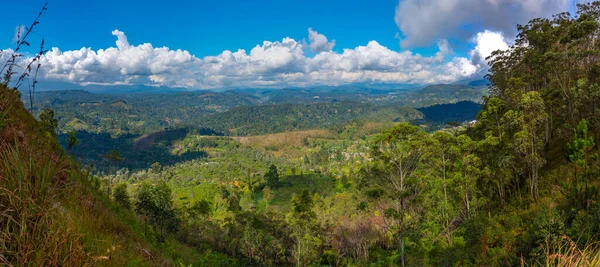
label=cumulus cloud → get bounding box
[195,35,481,87]
[5,28,511,89]
[39,29,201,88]
[469,30,511,69]
[199,37,306,87]
[308,28,336,53]
[395,0,572,48]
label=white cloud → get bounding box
[395,0,572,48]
[6,28,509,89]
[112,30,130,50]
[469,30,511,69]
[437,40,452,55]
[39,29,200,88]
[308,28,336,53]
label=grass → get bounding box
[541,236,600,267]
[0,137,89,265]
[0,85,203,266]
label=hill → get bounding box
[26,85,489,136]
[0,86,222,265]
[195,101,422,136]
[25,90,260,135]
[416,100,482,128]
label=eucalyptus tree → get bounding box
[511,92,548,201]
[362,123,427,267]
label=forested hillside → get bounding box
[198,102,422,136]
[25,83,484,136]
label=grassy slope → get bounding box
[0,86,201,266]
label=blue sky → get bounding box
[2,0,420,56]
[0,0,576,89]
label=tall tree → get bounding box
[454,134,482,218]
[363,123,426,267]
[288,189,321,267]
[265,164,280,188]
[423,131,459,244]
[135,181,155,236]
[565,119,597,208]
[152,180,178,237]
[512,91,548,201]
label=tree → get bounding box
[106,149,123,162]
[512,91,548,201]
[152,180,178,236]
[565,119,597,208]
[135,181,155,236]
[151,162,162,174]
[262,186,274,210]
[113,182,131,209]
[104,149,123,196]
[454,134,481,218]
[134,181,178,239]
[289,190,321,266]
[187,200,213,219]
[66,130,79,150]
[423,131,459,244]
[38,108,57,135]
[478,97,509,139]
[265,164,280,188]
[363,123,427,267]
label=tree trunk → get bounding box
[401,236,405,267]
[442,156,451,244]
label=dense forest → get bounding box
[24,84,484,135]
[3,2,600,267]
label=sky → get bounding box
[0,0,579,90]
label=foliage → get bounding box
[264,164,280,188]
[113,182,131,209]
[66,130,78,150]
[134,180,179,238]
[38,108,57,135]
[8,3,600,266]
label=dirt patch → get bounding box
[132,131,166,150]
[235,129,332,149]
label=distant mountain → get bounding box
[389,84,488,107]
[24,80,190,94]
[30,80,423,94]
[467,79,491,87]
[452,77,490,87]
[419,84,471,94]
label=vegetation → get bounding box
[4,2,600,267]
[0,85,204,265]
[24,84,485,136]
